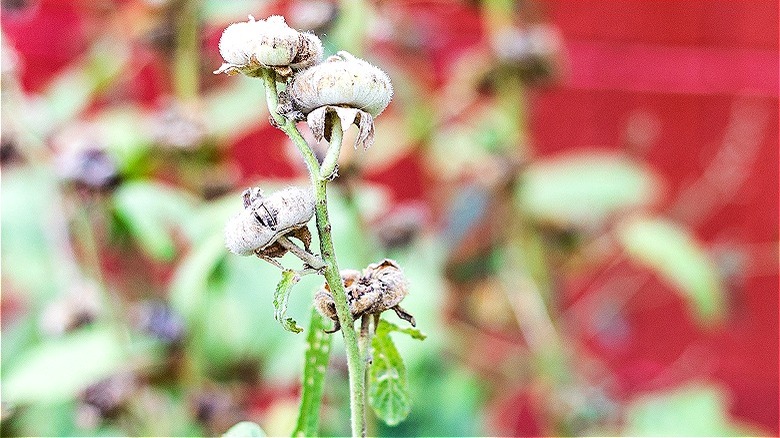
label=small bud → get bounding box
[314,259,415,332]
[215,15,323,77]
[224,186,315,256]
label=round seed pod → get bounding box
[289,51,393,117]
[216,15,323,75]
[224,186,314,256]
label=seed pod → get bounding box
[314,269,362,322]
[314,259,415,333]
[289,51,393,117]
[224,186,314,256]
[215,15,323,77]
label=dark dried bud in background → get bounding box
[133,300,186,345]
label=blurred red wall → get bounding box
[535,0,778,433]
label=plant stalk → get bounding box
[262,70,367,437]
[173,0,201,101]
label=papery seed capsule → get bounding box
[314,269,362,322]
[224,186,314,256]
[216,15,323,76]
[314,260,415,332]
[289,51,393,117]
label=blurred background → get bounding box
[1,0,777,436]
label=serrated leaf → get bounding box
[112,181,195,261]
[377,319,427,341]
[294,309,333,437]
[624,384,761,436]
[369,325,412,426]
[273,270,303,333]
[2,328,125,405]
[518,152,658,226]
[223,421,266,437]
[617,216,725,325]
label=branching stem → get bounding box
[261,69,367,438]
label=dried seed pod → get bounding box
[314,269,362,322]
[288,51,393,149]
[224,186,315,256]
[215,15,323,77]
[314,259,415,333]
[289,51,392,117]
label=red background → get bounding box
[3,0,778,433]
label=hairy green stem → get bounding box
[320,115,343,180]
[262,70,366,437]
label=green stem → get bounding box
[173,0,200,101]
[262,70,367,438]
[320,115,343,180]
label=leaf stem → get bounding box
[261,69,367,438]
[276,236,326,270]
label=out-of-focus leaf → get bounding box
[203,77,267,141]
[518,152,659,226]
[293,309,333,437]
[169,233,227,325]
[203,0,266,25]
[2,328,125,405]
[369,321,413,426]
[39,38,130,134]
[617,216,725,324]
[326,183,390,268]
[223,421,266,437]
[112,181,196,261]
[92,108,154,177]
[426,105,515,178]
[623,384,761,436]
[1,166,61,301]
[273,270,303,333]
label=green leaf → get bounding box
[294,309,333,437]
[273,270,303,334]
[617,216,725,325]
[112,181,195,261]
[377,319,427,341]
[2,328,125,405]
[518,152,658,226]
[369,322,412,426]
[223,421,266,437]
[623,384,761,436]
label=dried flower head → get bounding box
[288,51,393,149]
[224,186,315,257]
[215,15,323,77]
[314,259,415,333]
